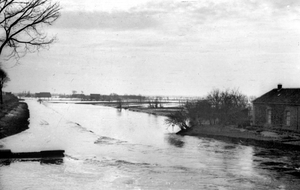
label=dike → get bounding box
[0,102,30,139]
[177,125,300,151]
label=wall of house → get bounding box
[253,104,267,126]
[285,106,300,131]
[253,104,300,131]
[271,104,285,128]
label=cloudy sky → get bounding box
[2,0,300,97]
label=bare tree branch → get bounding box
[0,0,61,62]
[0,0,14,15]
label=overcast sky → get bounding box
[2,0,300,97]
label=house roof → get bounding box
[36,92,51,98]
[253,88,300,105]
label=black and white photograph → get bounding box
[1,0,300,189]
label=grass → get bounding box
[0,94,30,139]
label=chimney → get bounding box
[277,84,282,90]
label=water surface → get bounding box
[1,100,300,189]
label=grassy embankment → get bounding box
[177,124,300,150]
[0,94,29,139]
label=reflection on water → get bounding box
[40,158,64,165]
[116,108,122,116]
[0,159,11,166]
[1,102,300,189]
[0,158,64,166]
[165,134,185,148]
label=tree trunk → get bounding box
[0,85,3,105]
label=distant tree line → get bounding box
[166,89,250,131]
[148,97,163,108]
[86,93,146,102]
[16,91,32,97]
[16,91,147,102]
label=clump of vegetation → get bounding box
[0,94,18,117]
[0,68,10,105]
[166,89,250,131]
[0,93,30,139]
[166,111,190,130]
[0,102,29,139]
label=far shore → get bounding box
[77,101,183,117]
[126,107,181,116]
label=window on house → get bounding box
[286,111,291,126]
[267,109,271,124]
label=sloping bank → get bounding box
[176,125,300,151]
[0,101,30,139]
[124,107,300,150]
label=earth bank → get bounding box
[0,94,29,140]
[176,124,300,151]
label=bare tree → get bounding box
[207,89,248,125]
[0,67,10,104]
[0,0,60,61]
[207,89,222,124]
[166,111,190,131]
[166,88,249,132]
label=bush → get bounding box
[166,89,250,130]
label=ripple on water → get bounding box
[94,136,127,145]
[4,102,300,189]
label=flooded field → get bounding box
[1,100,300,189]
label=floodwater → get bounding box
[1,100,300,189]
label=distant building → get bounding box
[71,94,86,99]
[90,94,100,101]
[253,84,300,131]
[35,92,51,99]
